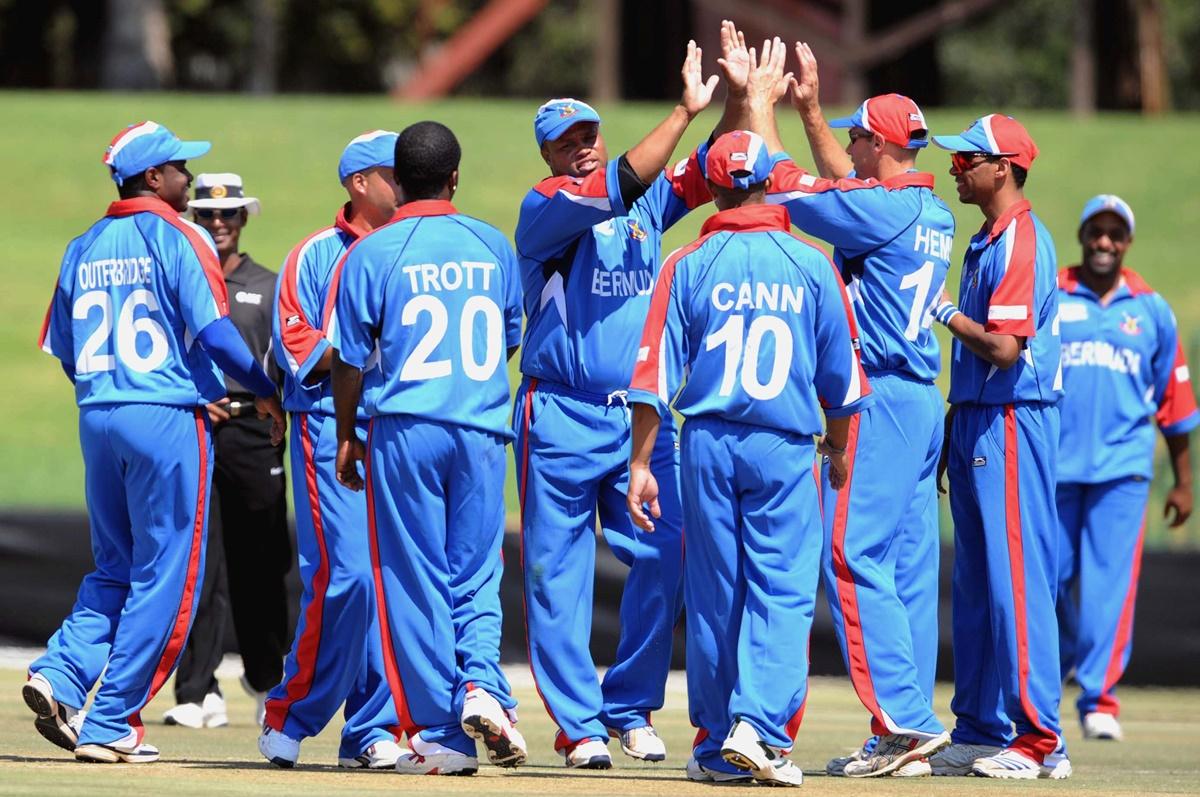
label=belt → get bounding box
[226,399,259,418]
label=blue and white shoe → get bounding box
[826,735,878,775]
[972,743,1072,780]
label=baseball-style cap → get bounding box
[829,94,929,149]
[189,173,261,215]
[1079,194,1135,235]
[102,120,210,186]
[338,129,400,182]
[706,130,772,190]
[933,114,1039,170]
[534,98,602,147]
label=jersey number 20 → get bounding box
[399,295,503,382]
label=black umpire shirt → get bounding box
[222,253,279,395]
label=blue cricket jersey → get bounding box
[39,196,229,406]
[1057,266,1199,483]
[767,159,956,382]
[330,200,523,437]
[515,145,711,394]
[629,204,872,435]
[947,200,1062,406]
[273,204,370,416]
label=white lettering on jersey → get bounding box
[711,282,804,313]
[912,225,953,261]
[1061,339,1142,375]
[591,268,653,298]
[1059,302,1088,322]
[77,257,153,290]
[401,261,496,293]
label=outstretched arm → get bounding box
[625,39,718,183]
[788,42,853,179]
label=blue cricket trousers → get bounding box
[683,416,821,771]
[31,403,212,747]
[822,373,944,739]
[513,377,684,751]
[947,401,1063,762]
[264,412,397,759]
[365,414,514,755]
[1055,476,1151,721]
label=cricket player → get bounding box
[729,33,954,776]
[26,121,284,763]
[1056,195,1198,741]
[257,131,404,769]
[332,121,525,776]
[513,41,721,768]
[927,115,1070,779]
[627,129,871,787]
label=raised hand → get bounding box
[748,36,791,106]
[680,39,720,118]
[789,41,821,113]
[717,19,751,95]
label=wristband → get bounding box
[933,300,961,327]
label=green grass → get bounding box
[2,92,1199,542]
[1,667,1197,795]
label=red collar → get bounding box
[700,204,790,236]
[985,199,1032,241]
[1059,265,1154,297]
[105,196,179,219]
[393,199,458,221]
[881,171,935,190]
[335,203,368,239]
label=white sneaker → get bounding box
[75,742,159,764]
[561,739,612,769]
[163,692,227,729]
[460,688,527,767]
[928,742,1002,776]
[826,735,877,775]
[258,726,300,768]
[339,738,402,769]
[22,672,83,752]
[685,756,753,783]
[613,725,666,762]
[202,692,228,728]
[1082,711,1123,741]
[844,731,951,778]
[720,720,804,787]
[971,747,1043,779]
[395,735,478,776]
[1041,742,1073,779]
[241,676,268,726]
[895,758,932,776]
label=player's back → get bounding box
[41,199,227,407]
[333,202,523,437]
[635,205,867,438]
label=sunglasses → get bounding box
[194,208,241,220]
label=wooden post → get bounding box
[1071,0,1095,116]
[843,0,867,104]
[592,0,620,102]
[1135,0,1169,114]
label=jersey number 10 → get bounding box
[706,314,793,401]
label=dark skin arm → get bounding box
[941,290,1024,369]
[819,414,852,490]
[627,404,663,532]
[332,352,366,491]
[1164,433,1194,528]
[938,403,958,494]
[303,347,335,385]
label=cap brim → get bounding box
[827,116,857,129]
[931,134,978,152]
[190,197,260,215]
[172,140,211,162]
[542,113,602,143]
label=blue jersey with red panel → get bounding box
[331,200,523,437]
[1057,266,1199,483]
[273,205,374,417]
[39,196,229,406]
[948,200,1062,405]
[766,160,956,382]
[515,145,711,393]
[629,203,872,435]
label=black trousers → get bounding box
[174,413,293,704]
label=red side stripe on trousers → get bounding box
[1097,503,1148,716]
[364,420,417,734]
[514,379,564,744]
[128,408,210,742]
[265,414,331,731]
[1002,404,1058,761]
[828,415,888,733]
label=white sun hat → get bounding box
[189,172,261,214]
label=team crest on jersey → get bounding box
[627,219,647,241]
[1119,313,1142,336]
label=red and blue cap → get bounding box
[102,121,210,186]
[534,98,602,147]
[706,130,772,190]
[933,113,1039,170]
[1080,194,1135,235]
[829,94,929,149]
[338,129,400,182]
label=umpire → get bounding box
[162,173,292,729]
